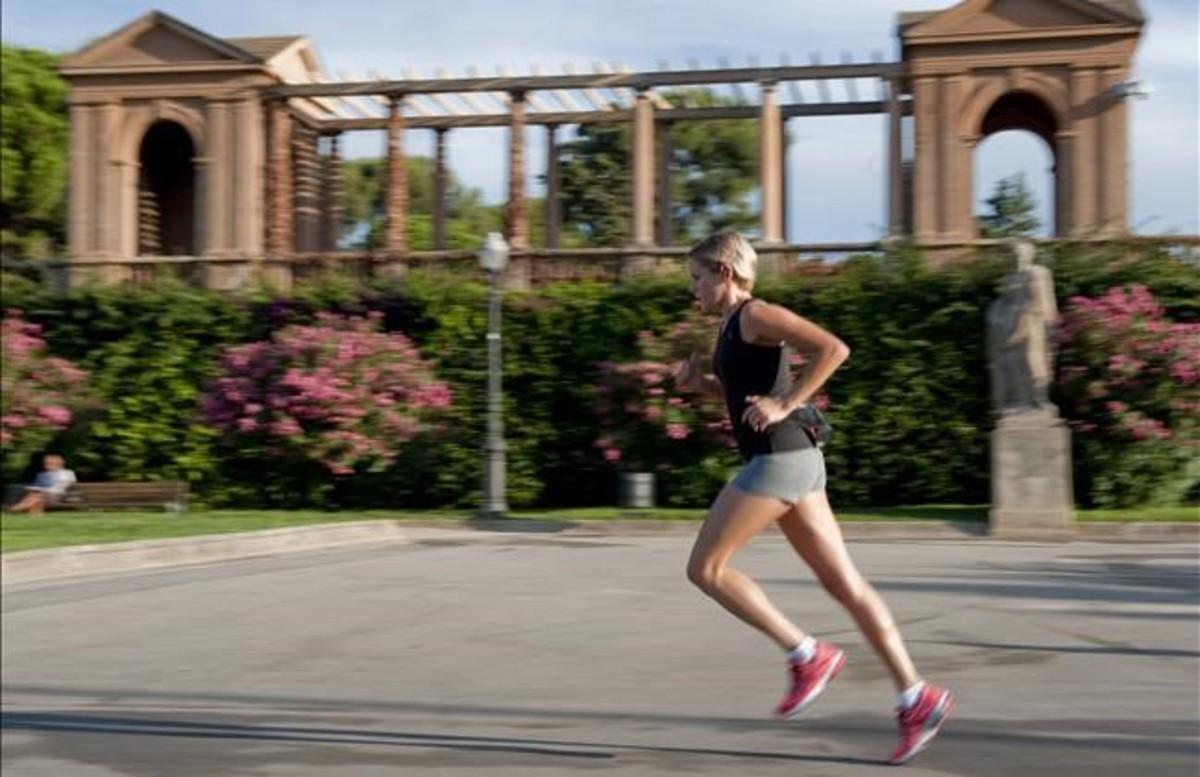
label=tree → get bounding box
[556,88,760,246]
[340,157,503,249]
[1,46,68,259]
[978,173,1040,238]
[663,89,759,241]
[557,124,630,246]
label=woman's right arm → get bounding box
[675,353,724,400]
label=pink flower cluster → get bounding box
[1,311,88,449]
[1057,285,1198,445]
[594,312,735,469]
[593,313,836,469]
[202,312,452,475]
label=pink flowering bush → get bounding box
[1,311,89,479]
[1056,285,1199,506]
[202,312,452,478]
[595,309,730,473]
[596,308,761,504]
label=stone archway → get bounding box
[901,0,1143,244]
[137,120,197,256]
[973,89,1061,236]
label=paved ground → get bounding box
[3,528,1198,776]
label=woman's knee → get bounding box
[686,556,723,591]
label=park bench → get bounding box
[5,481,190,513]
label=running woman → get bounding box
[675,230,952,765]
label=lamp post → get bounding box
[479,232,509,516]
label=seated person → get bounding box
[7,454,77,515]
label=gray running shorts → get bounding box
[731,448,827,503]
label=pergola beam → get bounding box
[317,100,904,132]
[268,62,903,98]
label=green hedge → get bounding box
[2,242,1195,508]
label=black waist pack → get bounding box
[794,405,834,449]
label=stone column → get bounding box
[95,101,120,260]
[308,128,322,251]
[116,160,139,260]
[506,91,528,250]
[204,100,231,256]
[504,91,530,288]
[941,76,973,240]
[656,121,673,246]
[199,108,252,291]
[305,124,319,252]
[1054,131,1074,237]
[323,133,344,251]
[433,128,448,250]
[193,155,209,257]
[912,76,939,242]
[384,95,408,257]
[887,77,905,237]
[265,99,293,257]
[758,82,783,243]
[235,96,264,257]
[545,124,560,249]
[293,123,321,253]
[68,103,93,258]
[1099,68,1128,235]
[631,88,655,247]
[780,115,789,243]
[1069,68,1100,236]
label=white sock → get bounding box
[898,681,926,709]
[786,636,817,663]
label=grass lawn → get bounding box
[0,510,455,554]
[1,503,1193,553]
[1074,506,1198,522]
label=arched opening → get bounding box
[973,90,1060,238]
[138,120,196,255]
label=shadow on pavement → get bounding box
[1,711,883,767]
[913,638,1200,659]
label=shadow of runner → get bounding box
[913,638,1200,659]
[1,711,884,767]
[2,691,1195,755]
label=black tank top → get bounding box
[713,299,815,461]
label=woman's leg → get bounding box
[779,489,920,691]
[7,490,45,514]
[687,483,804,649]
[26,491,47,515]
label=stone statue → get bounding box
[986,241,1059,416]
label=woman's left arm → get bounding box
[740,302,850,430]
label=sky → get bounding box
[4,0,1196,241]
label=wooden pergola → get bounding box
[262,59,911,258]
[53,3,1152,290]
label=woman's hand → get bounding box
[673,353,705,392]
[742,395,791,432]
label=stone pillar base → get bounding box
[921,245,976,267]
[257,259,294,292]
[756,250,782,281]
[67,263,131,289]
[620,252,657,281]
[990,412,1076,538]
[203,262,254,292]
[374,258,409,285]
[502,258,531,292]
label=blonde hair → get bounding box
[688,229,757,290]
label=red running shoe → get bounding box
[774,641,846,718]
[889,683,953,765]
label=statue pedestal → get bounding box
[990,412,1075,538]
